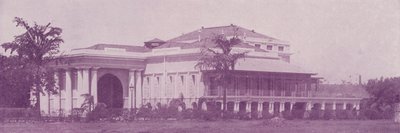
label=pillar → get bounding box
[136,69,143,107]
[343,102,347,110]
[127,69,135,109]
[321,102,325,110]
[257,102,263,112]
[332,101,336,110]
[234,101,239,113]
[52,72,60,115]
[355,103,360,110]
[257,102,263,118]
[279,102,285,112]
[40,86,49,116]
[76,67,90,108]
[269,102,274,113]
[90,67,98,106]
[64,69,72,115]
[246,101,251,112]
[306,101,312,111]
[289,102,294,111]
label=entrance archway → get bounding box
[97,74,124,108]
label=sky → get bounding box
[0,0,399,84]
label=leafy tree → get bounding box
[195,27,246,117]
[0,55,33,107]
[363,77,400,119]
[1,17,64,114]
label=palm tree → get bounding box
[196,29,246,117]
[1,17,64,115]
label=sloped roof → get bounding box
[145,57,312,74]
[75,44,150,52]
[316,84,369,98]
[235,58,314,74]
[168,25,278,42]
[155,39,266,52]
[145,38,165,43]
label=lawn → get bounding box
[1,120,399,133]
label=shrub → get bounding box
[282,110,294,120]
[310,109,323,120]
[237,111,250,120]
[292,109,305,119]
[262,111,274,119]
[136,104,152,120]
[86,103,108,121]
[323,110,335,120]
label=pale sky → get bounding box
[1,0,399,84]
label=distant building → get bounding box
[37,25,365,117]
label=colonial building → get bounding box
[37,25,364,117]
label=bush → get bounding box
[310,109,323,120]
[292,109,305,119]
[136,104,152,120]
[86,103,108,121]
[262,111,274,119]
[282,110,294,120]
[237,111,250,120]
[0,108,38,122]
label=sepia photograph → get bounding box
[0,0,399,132]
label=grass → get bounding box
[1,120,399,133]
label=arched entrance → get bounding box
[97,74,124,108]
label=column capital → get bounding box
[91,67,100,71]
[75,66,91,70]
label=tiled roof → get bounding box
[235,58,314,74]
[168,25,278,42]
[155,39,266,52]
[75,44,150,52]
[145,57,311,74]
[145,38,165,43]
[316,84,369,98]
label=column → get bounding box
[52,71,60,115]
[289,102,294,111]
[82,68,90,104]
[269,102,274,114]
[343,102,347,110]
[127,69,135,109]
[306,101,312,111]
[321,102,325,110]
[332,101,336,110]
[246,101,251,112]
[355,103,360,110]
[234,101,239,113]
[279,102,285,112]
[257,102,263,118]
[90,67,98,106]
[136,69,143,107]
[76,68,83,107]
[76,67,90,108]
[64,69,72,115]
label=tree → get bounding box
[363,77,400,119]
[195,28,246,118]
[0,55,33,107]
[1,17,64,114]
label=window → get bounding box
[157,77,160,84]
[255,44,261,48]
[278,46,284,51]
[267,45,273,50]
